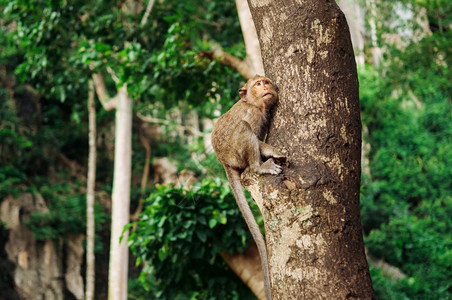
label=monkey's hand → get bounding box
[258,141,287,167]
[254,158,283,175]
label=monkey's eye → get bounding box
[263,80,270,85]
[256,81,262,86]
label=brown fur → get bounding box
[211,75,285,300]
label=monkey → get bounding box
[211,75,285,300]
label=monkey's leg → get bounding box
[248,138,282,175]
[234,120,281,176]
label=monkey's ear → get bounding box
[274,83,280,92]
[239,88,247,101]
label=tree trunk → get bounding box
[245,0,374,298]
[108,84,132,300]
[86,80,96,300]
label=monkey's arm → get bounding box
[259,141,285,159]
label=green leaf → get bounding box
[158,246,168,261]
[208,218,217,229]
[219,214,227,225]
[196,230,207,242]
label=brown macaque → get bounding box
[211,75,285,300]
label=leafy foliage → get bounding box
[366,215,452,299]
[127,180,255,299]
[2,0,243,110]
[359,1,452,297]
[24,182,109,245]
[0,91,32,198]
[24,183,85,241]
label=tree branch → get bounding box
[106,67,120,84]
[199,46,254,79]
[136,111,203,137]
[220,243,266,300]
[140,0,155,26]
[366,250,407,282]
[91,73,118,111]
[131,123,153,221]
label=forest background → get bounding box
[0,0,451,299]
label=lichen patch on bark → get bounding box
[260,16,273,48]
[331,152,345,178]
[322,189,337,204]
[340,124,349,142]
[311,19,334,45]
[270,221,301,277]
[295,204,314,222]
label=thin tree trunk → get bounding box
[140,0,155,26]
[131,123,152,221]
[337,0,365,67]
[368,0,383,67]
[245,0,374,298]
[198,0,263,80]
[236,0,265,75]
[108,84,132,300]
[86,80,96,300]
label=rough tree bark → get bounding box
[245,0,375,298]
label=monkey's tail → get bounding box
[225,167,272,300]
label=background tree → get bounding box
[107,84,132,300]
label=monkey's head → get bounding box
[239,75,279,108]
